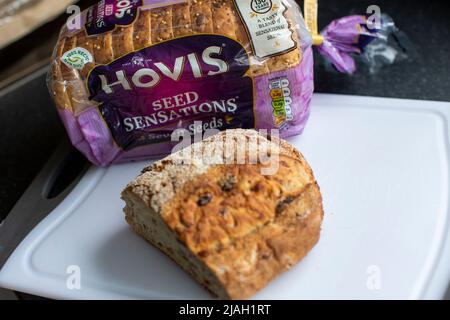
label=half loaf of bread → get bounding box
[121,129,323,299]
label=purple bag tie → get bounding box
[316,15,402,74]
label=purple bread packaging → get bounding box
[48,0,387,166]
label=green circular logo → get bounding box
[61,47,93,70]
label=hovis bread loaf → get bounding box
[48,0,314,166]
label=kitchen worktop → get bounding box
[0,0,449,239]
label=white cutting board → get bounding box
[1,94,450,299]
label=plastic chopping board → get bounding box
[1,94,450,299]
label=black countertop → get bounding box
[1,0,449,223]
[314,0,450,101]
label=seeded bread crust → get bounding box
[50,0,303,114]
[121,129,323,299]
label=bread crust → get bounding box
[122,130,323,299]
[50,1,303,114]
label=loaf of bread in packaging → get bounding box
[121,129,323,299]
[49,0,302,115]
[48,0,315,167]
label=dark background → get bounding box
[0,0,449,223]
[314,0,450,101]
